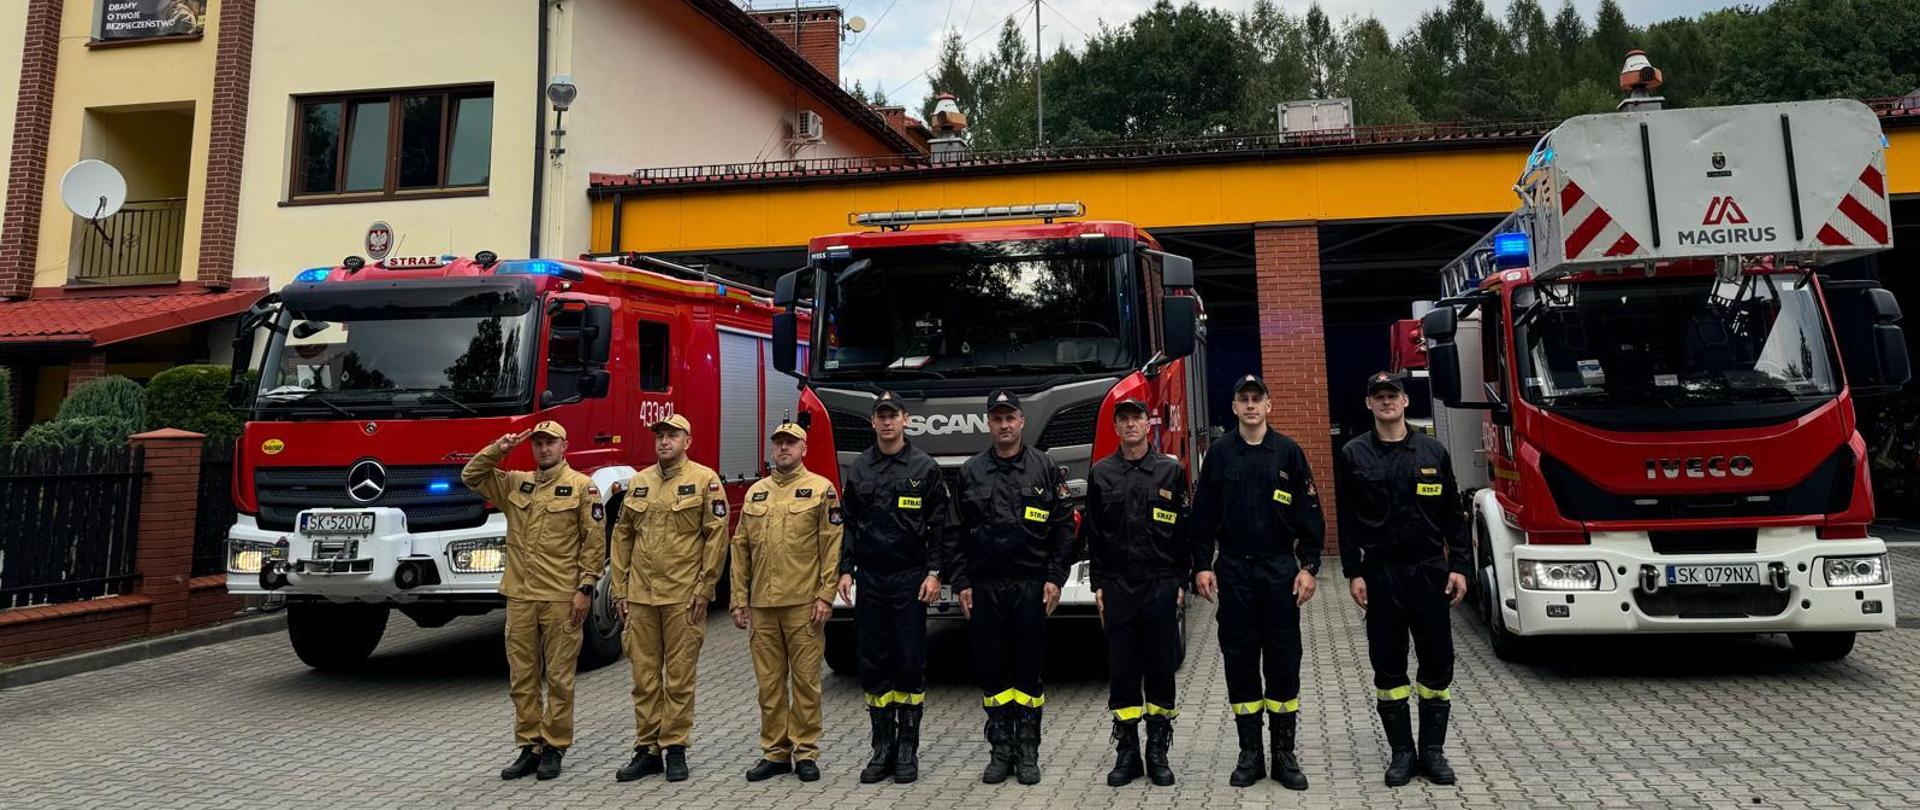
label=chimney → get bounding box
[928,93,968,163]
[747,5,843,84]
[870,105,931,152]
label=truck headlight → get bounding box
[1517,560,1601,591]
[1822,555,1887,587]
[448,538,507,574]
[228,540,275,574]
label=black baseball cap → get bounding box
[872,390,906,414]
[986,389,1022,413]
[1113,398,1149,417]
[1366,371,1406,394]
[1233,374,1268,396]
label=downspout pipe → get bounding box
[531,0,550,258]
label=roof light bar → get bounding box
[850,202,1086,229]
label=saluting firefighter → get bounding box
[460,421,606,782]
[1191,374,1325,791]
[1337,371,1470,787]
[1083,398,1199,788]
[835,390,959,784]
[608,414,730,784]
[731,421,844,783]
[953,389,1077,786]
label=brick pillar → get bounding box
[0,0,65,299]
[196,0,256,291]
[746,7,842,83]
[66,351,108,395]
[1255,222,1338,549]
[131,429,207,634]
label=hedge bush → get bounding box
[0,366,13,443]
[57,375,146,428]
[147,364,244,442]
[18,415,138,450]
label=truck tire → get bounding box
[287,602,389,671]
[577,571,625,671]
[1788,631,1856,661]
[824,620,857,675]
[1481,565,1534,663]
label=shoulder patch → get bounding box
[518,481,536,494]
[1419,467,1439,476]
[1306,481,1318,498]
[796,488,813,499]
[677,483,696,496]
[825,487,837,501]
[555,485,573,497]
[1157,488,1173,500]
[751,491,769,502]
[712,500,728,518]
[1276,469,1290,481]
[587,484,599,497]
[828,505,843,525]
[592,502,605,521]
[708,480,721,492]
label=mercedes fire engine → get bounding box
[224,253,821,670]
[1409,86,1909,661]
[765,203,1210,672]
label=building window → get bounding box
[638,321,671,392]
[292,85,492,201]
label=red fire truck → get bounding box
[224,253,820,670]
[1411,91,1908,661]
[765,203,1210,672]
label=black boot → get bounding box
[1014,706,1043,785]
[894,705,923,784]
[1143,716,1175,787]
[860,706,897,784]
[1418,699,1458,785]
[535,747,564,780]
[981,707,1015,784]
[1228,713,1266,788]
[663,745,690,782]
[616,747,664,782]
[745,759,792,782]
[500,745,540,780]
[1268,712,1308,790]
[795,760,821,782]
[1105,720,1144,787]
[1379,700,1417,787]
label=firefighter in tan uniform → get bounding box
[610,413,730,784]
[731,421,843,783]
[461,421,606,782]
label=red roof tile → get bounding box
[0,278,269,348]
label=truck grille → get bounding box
[1633,585,1792,619]
[1036,400,1099,450]
[830,409,875,454]
[1541,445,1854,522]
[253,464,487,533]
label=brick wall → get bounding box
[0,0,65,300]
[746,7,841,84]
[0,429,244,664]
[1255,222,1339,548]
[195,0,256,291]
[65,351,107,395]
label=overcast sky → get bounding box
[739,0,1756,114]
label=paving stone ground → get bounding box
[5,553,1919,809]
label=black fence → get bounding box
[192,439,237,578]
[0,445,145,609]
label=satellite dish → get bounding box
[61,159,128,221]
[845,15,867,33]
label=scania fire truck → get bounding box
[225,253,821,670]
[1411,86,1909,661]
[765,203,1209,672]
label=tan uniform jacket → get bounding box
[731,469,843,609]
[609,460,730,606]
[461,441,606,601]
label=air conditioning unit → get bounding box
[794,110,824,142]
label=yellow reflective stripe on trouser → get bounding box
[1112,706,1144,721]
[1145,703,1179,719]
[866,691,927,708]
[1230,700,1266,715]
[984,689,1045,708]
[1264,698,1300,714]
[1414,684,1451,702]
[1376,685,1412,701]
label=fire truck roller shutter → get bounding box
[763,339,802,455]
[719,330,762,480]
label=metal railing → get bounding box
[70,197,188,285]
[0,444,145,609]
[191,438,236,578]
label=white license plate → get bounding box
[300,511,375,536]
[1665,563,1760,586]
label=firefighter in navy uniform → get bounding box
[460,421,606,782]
[1191,374,1324,791]
[836,390,959,784]
[1083,398,1199,788]
[952,389,1077,786]
[1337,371,1471,787]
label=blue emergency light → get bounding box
[497,260,583,280]
[294,267,330,283]
[1492,232,1529,268]
[428,481,453,494]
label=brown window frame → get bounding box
[288,83,493,204]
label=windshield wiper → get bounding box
[391,388,481,415]
[258,390,354,418]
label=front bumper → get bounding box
[1504,529,1896,635]
[225,511,509,603]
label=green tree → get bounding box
[921,30,978,125]
[1554,78,1619,118]
[1506,0,1562,118]
[1236,0,1311,130]
[1586,0,1639,80]
[1709,0,1920,104]
[145,365,246,443]
[1339,18,1419,125]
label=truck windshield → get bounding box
[814,241,1132,381]
[254,285,537,416]
[1513,273,1839,409]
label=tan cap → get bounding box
[771,422,808,442]
[530,420,567,440]
[651,413,692,434]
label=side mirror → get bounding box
[1162,296,1197,360]
[1427,340,1464,405]
[1159,252,1195,288]
[579,369,610,398]
[1826,280,1911,396]
[541,389,556,408]
[772,312,800,376]
[1421,306,1457,341]
[291,321,329,340]
[583,304,613,366]
[774,269,801,308]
